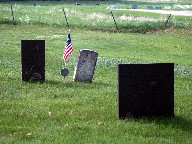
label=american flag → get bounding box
[63,34,73,61]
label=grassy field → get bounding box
[0,0,192,144]
[0,0,192,32]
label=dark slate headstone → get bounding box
[21,40,45,81]
[118,63,174,119]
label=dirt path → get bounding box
[118,9,192,16]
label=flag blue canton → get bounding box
[66,34,71,44]
[63,34,73,61]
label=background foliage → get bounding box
[0,0,192,33]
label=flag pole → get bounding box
[63,59,66,67]
[63,8,70,67]
[63,59,66,79]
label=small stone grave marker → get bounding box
[155,6,161,10]
[118,63,174,119]
[147,5,153,10]
[132,4,138,9]
[21,40,45,81]
[73,49,98,82]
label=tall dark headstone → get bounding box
[21,40,45,81]
[118,63,174,119]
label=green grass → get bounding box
[0,1,191,32]
[0,23,192,144]
[0,1,192,143]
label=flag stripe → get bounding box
[64,44,72,54]
[63,34,73,61]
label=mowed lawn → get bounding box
[0,23,192,143]
[0,0,192,143]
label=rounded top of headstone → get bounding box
[80,49,98,55]
[106,5,119,10]
[61,68,69,77]
[132,4,138,9]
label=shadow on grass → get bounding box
[45,79,115,89]
[138,116,192,133]
[173,116,192,133]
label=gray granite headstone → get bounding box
[154,6,161,10]
[147,5,153,10]
[73,49,98,82]
[132,4,138,9]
